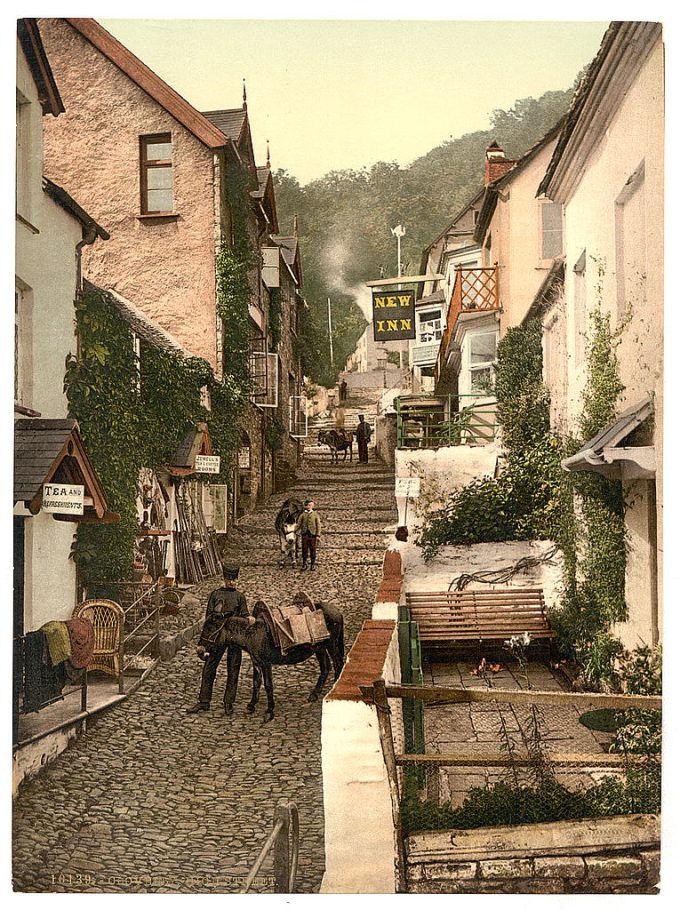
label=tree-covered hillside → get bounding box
[275,87,577,387]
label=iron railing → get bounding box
[241,800,299,893]
[395,393,497,449]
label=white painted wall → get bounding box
[394,444,500,529]
[321,625,402,894]
[401,539,563,614]
[23,513,77,630]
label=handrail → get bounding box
[241,800,299,893]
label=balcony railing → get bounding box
[395,393,497,449]
[435,266,499,385]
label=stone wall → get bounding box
[406,814,660,894]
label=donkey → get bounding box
[318,429,353,463]
[274,497,304,567]
[196,599,344,722]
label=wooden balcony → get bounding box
[435,267,499,386]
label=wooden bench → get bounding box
[405,587,556,653]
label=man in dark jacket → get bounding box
[186,564,248,714]
[355,414,371,463]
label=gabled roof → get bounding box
[168,422,214,474]
[252,166,279,233]
[538,22,662,201]
[272,234,302,286]
[202,107,248,143]
[419,187,485,274]
[17,18,64,116]
[473,119,565,245]
[14,418,114,521]
[43,177,109,240]
[99,284,192,358]
[62,18,229,150]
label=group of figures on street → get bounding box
[186,563,344,721]
[275,497,321,570]
[319,414,372,464]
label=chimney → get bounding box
[484,140,515,186]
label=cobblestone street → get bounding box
[12,443,397,893]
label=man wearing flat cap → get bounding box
[187,563,248,713]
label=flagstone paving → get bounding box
[12,440,397,894]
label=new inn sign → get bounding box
[372,290,416,342]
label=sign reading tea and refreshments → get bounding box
[194,454,221,474]
[42,483,85,515]
[372,289,416,342]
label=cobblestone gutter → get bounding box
[406,814,660,894]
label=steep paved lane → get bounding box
[13,451,396,894]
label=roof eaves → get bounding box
[43,177,109,240]
[102,286,193,358]
[64,18,229,150]
[18,19,65,116]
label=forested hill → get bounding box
[274,86,576,387]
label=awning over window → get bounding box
[167,422,214,476]
[561,397,655,480]
[14,418,118,522]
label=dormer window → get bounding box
[140,134,173,215]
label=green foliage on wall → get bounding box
[419,318,559,558]
[264,415,285,452]
[65,284,247,587]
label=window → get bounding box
[467,331,497,394]
[14,285,32,407]
[615,161,646,324]
[16,92,32,220]
[573,249,587,367]
[140,134,173,214]
[418,309,442,343]
[540,200,563,260]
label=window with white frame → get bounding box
[16,91,32,221]
[465,330,497,394]
[540,200,563,261]
[418,309,442,344]
[14,285,32,407]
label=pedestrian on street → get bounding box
[335,403,346,430]
[355,414,372,463]
[186,564,248,713]
[339,378,348,402]
[296,499,321,571]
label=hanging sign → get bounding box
[372,289,416,342]
[238,447,251,469]
[42,483,85,515]
[195,454,221,474]
[395,477,421,499]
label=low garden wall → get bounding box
[406,814,660,893]
[320,616,403,893]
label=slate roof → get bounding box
[43,177,109,240]
[252,166,270,200]
[169,423,213,468]
[18,18,64,116]
[14,419,78,503]
[417,289,445,307]
[562,397,653,473]
[202,107,247,143]
[102,286,192,358]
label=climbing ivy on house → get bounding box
[550,297,629,682]
[418,319,561,558]
[65,284,247,587]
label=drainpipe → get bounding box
[75,225,98,296]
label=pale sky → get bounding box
[99,18,608,184]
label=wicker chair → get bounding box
[72,599,124,686]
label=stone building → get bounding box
[37,18,306,521]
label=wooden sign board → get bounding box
[42,482,85,515]
[372,289,416,342]
[195,454,221,474]
[395,477,421,498]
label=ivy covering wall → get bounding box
[65,283,248,587]
[417,300,634,688]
